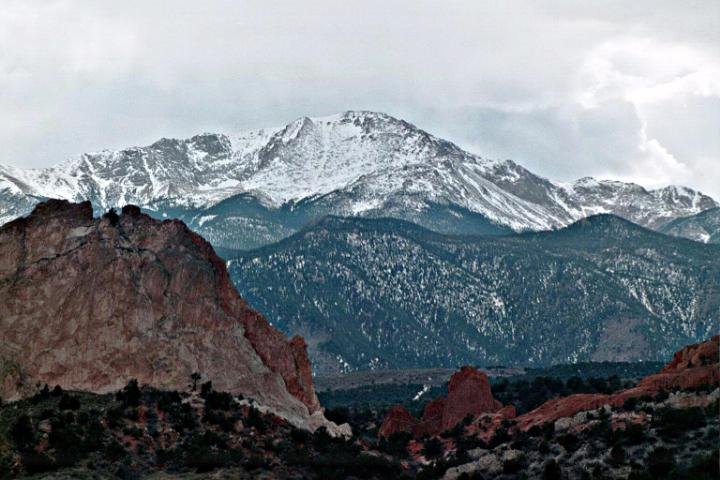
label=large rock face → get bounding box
[0,200,334,431]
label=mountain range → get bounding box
[659,207,720,244]
[1,111,717,250]
[228,214,720,373]
[2,111,718,375]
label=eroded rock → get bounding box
[0,200,340,433]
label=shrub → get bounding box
[654,407,705,438]
[156,390,182,412]
[204,390,234,411]
[58,394,80,411]
[200,381,213,397]
[681,450,719,480]
[654,389,669,402]
[622,423,646,445]
[623,396,638,411]
[190,372,201,391]
[422,437,443,459]
[290,427,311,444]
[246,406,267,433]
[103,208,119,225]
[30,385,50,404]
[557,433,579,453]
[607,444,625,466]
[325,406,350,425]
[20,452,55,475]
[503,453,526,473]
[379,431,412,458]
[116,379,141,407]
[10,415,36,452]
[542,459,562,480]
[488,427,511,447]
[171,403,197,433]
[647,447,674,479]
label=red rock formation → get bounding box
[466,405,517,443]
[442,366,503,431]
[380,338,718,440]
[417,397,446,437]
[516,336,719,431]
[378,406,418,438]
[0,200,328,429]
[379,366,505,438]
[662,336,718,373]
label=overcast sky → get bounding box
[2,0,719,196]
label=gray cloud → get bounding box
[1,0,718,197]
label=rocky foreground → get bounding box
[0,339,716,479]
[378,337,719,479]
[0,200,345,434]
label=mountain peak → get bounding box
[0,112,717,239]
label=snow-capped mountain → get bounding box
[1,111,716,248]
[659,207,720,243]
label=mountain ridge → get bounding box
[227,212,720,373]
[1,111,716,249]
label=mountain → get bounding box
[659,207,720,244]
[0,199,346,434]
[1,111,716,250]
[227,214,720,373]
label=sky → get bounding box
[1,0,719,197]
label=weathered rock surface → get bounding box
[379,366,505,438]
[377,406,418,438]
[0,200,339,432]
[443,366,503,431]
[515,336,719,431]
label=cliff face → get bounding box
[0,200,332,431]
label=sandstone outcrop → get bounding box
[443,366,503,431]
[515,336,719,431]
[377,406,418,438]
[0,200,338,432]
[380,338,718,441]
[379,366,505,438]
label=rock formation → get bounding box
[515,336,719,431]
[379,366,505,438]
[443,366,503,431]
[380,338,718,441]
[377,406,418,438]
[0,200,343,433]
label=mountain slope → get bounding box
[227,215,720,373]
[0,200,344,433]
[659,207,720,243]
[1,111,716,249]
